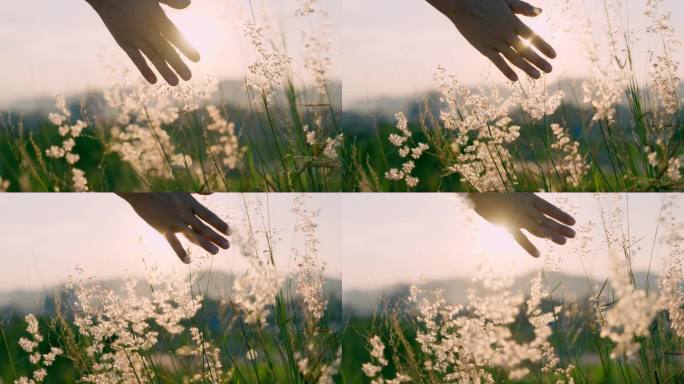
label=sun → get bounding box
[169,9,225,65]
[473,217,526,258]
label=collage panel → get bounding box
[0,0,342,193]
[342,193,684,382]
[343,0,684,192]
[0,193,342,382]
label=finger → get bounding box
[522,218,567,245]
[507,0,542,17]
[187,215,230,249]
[512,38,552,73]
[182,227,220,255]
[165,232,190,264]
[515,19,557,59]
[499,45,540,79]
[531,195,576,226]
[511,229,540,257]
[139,39,179,86]
[159,0,191,9]
[120,44,157,84]
[190,197,230,235]
[147,33,192,81]
[485,50,518,82]
[156,11,201,62]
[533,213,576,238]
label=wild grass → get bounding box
[350,195,684,383]
[347,0,684,192]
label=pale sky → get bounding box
[0,193,341,293]
[0,0,341,107]
[343,0,684,107]
[342,193,680,291]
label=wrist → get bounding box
[117,193,145,207]
[426,0,465,16]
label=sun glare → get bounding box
[171,10,225,65]
[474,218,525,258]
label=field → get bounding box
[341,194,684,383]
[345,0,684,192]
[0,1,344,193]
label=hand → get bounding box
[426,0,556,81]
[468,193,576,257]
[87,0,200,85]
[119,193,230,263]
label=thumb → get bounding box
[507,0,542,17]
[511,229,540,258]
[159,0,191,9]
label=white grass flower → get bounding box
[550,124,589,187]
[385,112,427,189]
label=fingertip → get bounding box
[533,7,542,16]
[179,68,192,81]
[218,238,229,249]
[189,50,201,63]
[167,76,180,86]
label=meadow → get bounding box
[0,195,342,383]
[342,194,684,383]
[345,0,684,192]
[0,1,344,193]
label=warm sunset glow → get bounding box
[173,12,224,64]
[474,217,526,257]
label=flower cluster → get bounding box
[645,0,681,116]
[105,77,190,180]
[434,66,520,191]
[361,335,410,384]
[511,77,564,121]
[205,105,244,170]
[550,124,589,187]
[45,95,89,191]
[385,112,429,188]
[244,20,293,104]
[404,269,561,383]
[68,269,203,382]
[232,259,283,326]
[14,314,63,384]
[292,195,328,323]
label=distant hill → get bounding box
[1,78,342,128]
[342,270,661,317]
[344,79,684,117]
[0,271,342,318]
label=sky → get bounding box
[0,0,341,107]
[343,0,684,107]
[0,193,341,293]
[342,193,681,291]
